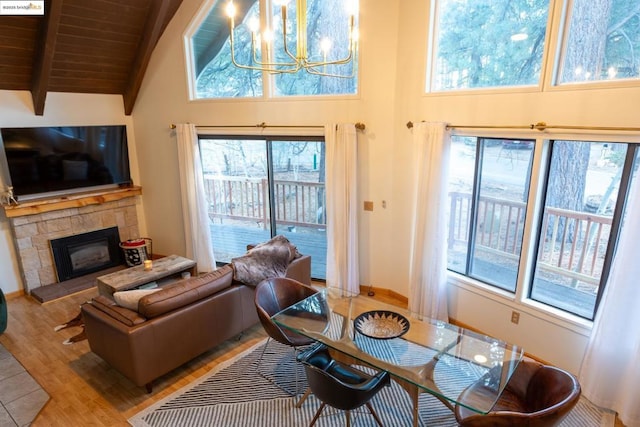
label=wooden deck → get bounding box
[210,223,327,280]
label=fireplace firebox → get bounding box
[50,227,125,282]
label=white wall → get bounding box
[0,91,140,295]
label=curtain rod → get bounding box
[170,122,366,131]
[406,121,640,132]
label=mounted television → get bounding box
[0,125,132,201]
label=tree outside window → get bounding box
[191,0,358,99]
[429,0,550,91]
[559,0,640,84]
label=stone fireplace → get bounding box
[4,187,142,294]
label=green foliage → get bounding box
[433,0,550,90]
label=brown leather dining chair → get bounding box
[455,360,581,427]
[254,277,320,400]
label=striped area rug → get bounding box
[129,339,614,427]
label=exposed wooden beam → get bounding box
[31,0,63,116]
[123,0,180,115]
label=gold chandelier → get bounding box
[225,0,358,77]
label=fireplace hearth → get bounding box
[50,227,124,282]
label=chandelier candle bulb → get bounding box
[226,0,358,77]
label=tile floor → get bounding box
[0,343,49,426]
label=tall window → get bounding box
[429,0,640,91]
[558,0,640,84]
[188,0,359,99]
[428,0,551,91]
[198,136,327,279]
[448,137,534,292]
[448,134,639,320]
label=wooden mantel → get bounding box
[2,186,142,218]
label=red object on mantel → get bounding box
[119,238,152,267]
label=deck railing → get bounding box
[448,191,611,287]
[203,177,610,289]
[203,176,325,229]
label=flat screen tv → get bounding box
[0,125,132,201]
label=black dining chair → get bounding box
[298,344,391,427]
[254,277,319,402]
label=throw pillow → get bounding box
[113,289,159,311]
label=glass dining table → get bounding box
[272,288,524,427]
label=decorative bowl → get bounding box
[354,310,410,340]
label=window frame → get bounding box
[183,0,361,101]
[426,0,640,95]
[425,0,555,94]
[446,127,640,326]
[195,127,328,280]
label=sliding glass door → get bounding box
[198,136,327,279]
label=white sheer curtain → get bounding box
[407,122,450,321]
[325,123,359,295]
[175,124,216,272]
[579,178,640,427]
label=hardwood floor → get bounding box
[0,288,266,426]
[1,285,626,426]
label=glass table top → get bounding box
[272,288,524,414]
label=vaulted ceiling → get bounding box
[0,0,183,116]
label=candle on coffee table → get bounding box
[144,260,152,271]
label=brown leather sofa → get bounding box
[81,254,310,392]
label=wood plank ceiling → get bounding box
[0,0,183,116]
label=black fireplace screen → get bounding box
[50,226,124,282]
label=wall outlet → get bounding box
[364,201,374,211]
[511,311,520,324]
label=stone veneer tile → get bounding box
[125,206,138,225]
[76,213,102,231]
[118,197,136,207]
[15,237,32,251]
[36,221,48,235]
[38,266,56,286]
[23,269,40,290]
[10,216,30,226]
[118,226,136,242]
[38,249,52,267]
[115,211,126,229]
[31,234,51,251]
[19,247,41,271]
[44,217,72,233]
[13,223,38,240]
[101,210,115,226]
[41,208,78,221]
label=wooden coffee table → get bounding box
[96,255,197,297]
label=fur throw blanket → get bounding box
[231,235,300,287]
